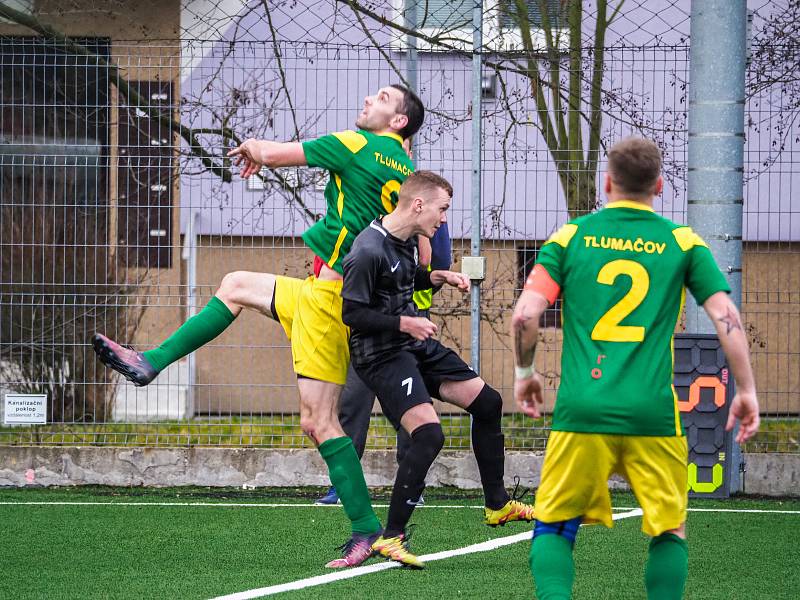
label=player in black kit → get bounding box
[341,171,535,569]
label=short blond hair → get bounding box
[608,137,662,198]
[398,170,453,204]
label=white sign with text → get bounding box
[4,394,47,424]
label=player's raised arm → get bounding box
[702,291,760,443]
[429,269,469,292]
[227,139,307,178]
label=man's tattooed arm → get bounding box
[718,306,743,336]
[512,305,538,367]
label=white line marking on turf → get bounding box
[0,502,482,508]
[2,502,798,515]
[615,507,800,514]
[207,508,645,599]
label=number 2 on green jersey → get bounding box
[590,259,650,343]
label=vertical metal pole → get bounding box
[405,0,418,158]
[404,0,418,94]
[687,0,747,491]
[470,0,483,373]
[182,209,200,419]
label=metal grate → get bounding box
[0,0,796,454]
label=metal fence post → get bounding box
[686,0,747,492]
[404,0,418,117]
[469,0,483,373]
[181,209,200,420]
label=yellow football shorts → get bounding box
[534,431,688,537]
[273,275,350,385]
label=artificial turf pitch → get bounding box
[1,486,798,599]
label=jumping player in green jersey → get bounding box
[92,85,424,569]
[511,137,760,600]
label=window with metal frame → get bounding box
[0,0,32,24]
[391,0,567,53]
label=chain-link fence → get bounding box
[0,0,796,453]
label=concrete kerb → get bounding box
[0,447,797,496]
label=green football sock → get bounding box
[645,533,688,600]
[530,533,575,600]
[319,437,381,536]
[143,296,236,372]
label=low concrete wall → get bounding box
[0,447,543,490]
[742,453,800,496]
[0,447,798,497]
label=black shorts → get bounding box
[352,338,478,425]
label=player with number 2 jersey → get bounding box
[534,200,729,436]
[511,137,759,600]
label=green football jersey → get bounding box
[535,200,731,436]
[302,129,413,274]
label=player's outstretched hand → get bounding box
[726,388,760,443]
[514,372,545,418]
[431,270,470,292]
[399,316,438,341]
[227,139,264,178]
